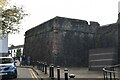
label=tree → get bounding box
[0,0,8,9]
[0,0,27,38]
[16,48,21,60]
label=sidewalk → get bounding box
[32,66,104,79]
[15,61,107,79]
[32,66,49,79]
[15,60,116,80]
[16,60,119,80]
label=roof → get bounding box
[0,56,13,59]
[8,45,24,50]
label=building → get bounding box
[24,16,119,69]
[24,16,100,67]
[24,2,120,69]
[89,23,118,70]
[8,45,24,57]
[88,3,120,70]
[0,33,8,57]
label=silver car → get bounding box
[0,57,17,79]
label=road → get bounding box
[2,67,39,80]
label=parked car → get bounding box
[0,57,17,79]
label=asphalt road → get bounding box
[2,67,38,80]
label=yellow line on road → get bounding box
[29,69,38,80]
[31,69,38,79]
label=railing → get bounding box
[103,64,120,80]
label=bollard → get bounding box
[37,61,40,69]
[49,65,52,78]
[42,63,45,72]
[40,62,42,70]
[39,62,41,70]
[64,68,68,80]
[32,61,34,67]
[51,64,54,79]
[69,74,75,80]
[57,66,60,80]
[45,63,47,74]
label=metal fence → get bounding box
[103,64,120,80]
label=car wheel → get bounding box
[14,75,17,78]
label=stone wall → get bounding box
[89,48,117,70]
[24,16,100,67]
[24,18,54,64]
[89,23,118,70]
[53,17,99,67]
[95,23,118,48]
[118,23,120,64]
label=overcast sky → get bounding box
[8,0,120,46]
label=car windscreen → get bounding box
[0,58,13,64]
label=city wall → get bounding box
[24,16,100,67]
[24,16,119,68]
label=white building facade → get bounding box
[8,45,24,57]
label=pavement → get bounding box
[32,66,104,79]
[17,64,105,79]
[15,60,48,79]
[16,60,118,80]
